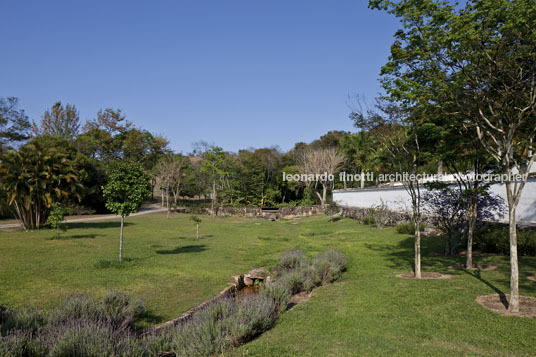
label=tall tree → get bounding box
[102,162,151,261]
[296,147,344,206]
[32,102,80,140]
[156,154,187,217]
[0,97,31,151]
[200,146,229,214]
[353,100,428,279]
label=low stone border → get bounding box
[476,294,536,317]
[396,272,452,279]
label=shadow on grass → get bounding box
[175,234,213,239]
[463,269,508,308]
[47,233,101,240]
[156,244,208,255]
[364,235,464,274]
[67,221,134,230]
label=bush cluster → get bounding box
[395,221,426,235]
[266,248,347,312]
[0,249,347,356]
[0,290,145,356]
[474,226,536,256]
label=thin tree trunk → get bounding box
[508,205,519,312]
[415,216,422,279]
[196,223,199,239]
[211,180,216,216]
[466,207,477,268]
[166,184,170,219]
[119,215,124,262]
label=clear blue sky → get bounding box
[1,0,400,153]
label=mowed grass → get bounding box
[1,213,535,356]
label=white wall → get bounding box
[333,178,536,223]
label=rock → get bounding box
[246,267,268,279]
[244,276,254,286]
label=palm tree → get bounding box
[0,140,80,229]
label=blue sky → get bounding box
[1,0,400,153]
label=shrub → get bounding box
[48,294,103,325]
[260,282,291,312]
[313,248,347,284]
[44,319,117,357]
[102,290,145,332]
[276,249,308,273]
[278,270,305,295]
[0,307,46,335]
[395,222,426,235]
[0,329,47,357]
[226,295,276,343]
[475,226,536,256]
[362,216,375,225]
[369,200,392,228]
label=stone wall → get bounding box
[205,205,325,219]
[335,206,412,226]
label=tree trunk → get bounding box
[161,189,164,207]
[414,216,422,279]
[119,215,124,262]
[444,235,451,256]
[166,184,170,219]
[508,205,519,312]
[466,205,477,268]
[360,171,365,189]
[196,223,199,239]
[211,180,216,216]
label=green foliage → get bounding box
[102,162,151,217]
[361,216,375,225]
[475,226,536,256]
[395,221,426,235]
[0,97,31,151]
[0,138,81,229]
[190,215,202,224]
[46,203,67,238]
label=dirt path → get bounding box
[0,205,168,230]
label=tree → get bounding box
[156,154,187,217]
[370,0,536,312]
[0,139,81,229]
[46,203,67,239]
[422,185,506,255]
[190,215,202,239]
[102,162,151,261]
[296,147,344,206]
[200,146,229,214]
[352,100,427,279]
[0,97,31,151]
[32,102,80,140]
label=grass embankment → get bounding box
[1,213,535,355]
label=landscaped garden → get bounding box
[1,212,535,356]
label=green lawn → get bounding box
[1,213,535,356]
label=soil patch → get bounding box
[287,291,311,309]
[476,294,536,317]
[396,272,452,279]
[448,264,499,271]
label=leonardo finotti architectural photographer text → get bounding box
[282,172,529,183]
